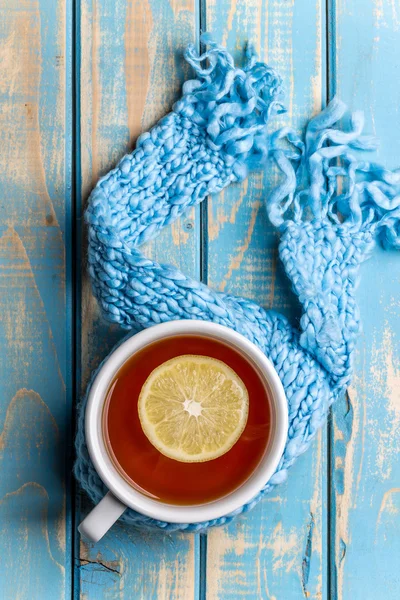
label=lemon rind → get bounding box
[138,354,249,463]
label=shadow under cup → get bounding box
[101,332,282,508]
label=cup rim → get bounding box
[85,320,288,524]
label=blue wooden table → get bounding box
[0,1,399,598]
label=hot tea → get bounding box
[103,334,272,505]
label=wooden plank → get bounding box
[0,0,72,599]
[329,1,400,597]
[204,1,328,598]
[76,0,199,598]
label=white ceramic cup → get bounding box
[78,320,288,543]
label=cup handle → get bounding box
[78,491,127,543]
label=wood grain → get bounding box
[0,0,72,598]
[204,1,327,598]
[76,1,199,598]
[330,1,400,597]
[0,0,399,598]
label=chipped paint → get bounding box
[267,0,295,120]
[0,2,58,227]
[80,0,93,200]
[0,227,66,391]
[218,201,261,291]
[125,0,153,142]
[90,0,100,187]
[0,482,64,573]
[375,487,400,535]
[266,522,303,575]
[308,430,324,600]
[267,246,278,308]
[373,0,385,26]
[171,213,191,247]
[0,388,59,450]
[333,384,361,597]
[373,0,400,29]
[221,0,238,47]
[206,523,257,598]
[310,0,323,116]
[208,186,247,242]
[370,326,400,480]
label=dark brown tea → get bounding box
[103,335,272,505]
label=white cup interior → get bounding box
[85,320,288,524]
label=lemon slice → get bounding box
[138,355,249,463]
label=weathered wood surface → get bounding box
[329,1,400,597]
[204,1,328,598]
[0,0,73,599]
[76,1,199,599]
[0,0,399,598]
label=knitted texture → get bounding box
[75,40,400,531]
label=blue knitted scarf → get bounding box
[75,39,400,531]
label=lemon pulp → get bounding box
[138,354,249,463]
